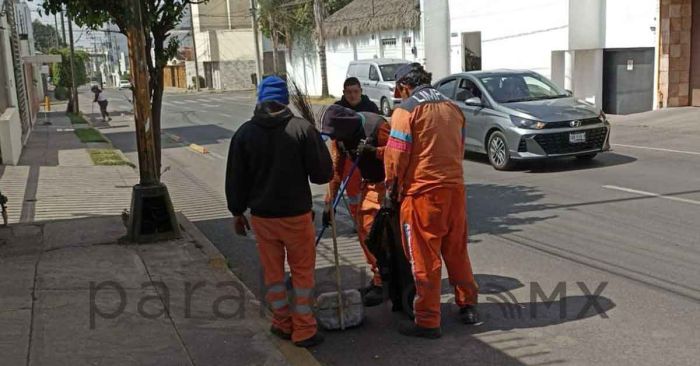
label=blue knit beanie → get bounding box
[257,76,289,105]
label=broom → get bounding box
[289,79,319,128]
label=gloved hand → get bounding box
[322,203,332,228]
[233,215,251,236]
[357,142,378,158]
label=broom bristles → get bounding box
[289,79,318,129]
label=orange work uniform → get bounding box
[226,102,333,343]
[326,116,391,287]
[384,85,479,329]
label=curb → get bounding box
[176,213,322,366]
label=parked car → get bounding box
[346,59,410,116]
[434,70,611,170]
[118,80,132,90]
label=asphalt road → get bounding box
[95,89,700,366]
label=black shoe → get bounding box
[398,322,441,339]
[459,305,480,325]
[363,285,384,307]
[294,332,325,348]
[270,326,291,340]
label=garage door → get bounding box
[603,48,654,115]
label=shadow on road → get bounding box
[104,124,235,153]
[464,151,637,173]
[467,183,556,237]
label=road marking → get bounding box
[170,100,186,105]
[612,144,700,156]
[603,185,700,206]
[216,112,230,119]
[199,103,220,108]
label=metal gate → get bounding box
[603,48,654,115]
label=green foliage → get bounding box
[67,112,88,124]
[50,48,89,88]
[54,86,68,100]
[88,149,135,167]
[74,128,107,143]
[32,20,65,53]
[258,0,352,56]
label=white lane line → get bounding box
[603,185,700,206]
[216,112,230,118]
[170,100,186,105]
[199,103,220,108]
[612,144,700,156]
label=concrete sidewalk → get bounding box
[0,214,318,366]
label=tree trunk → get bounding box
[151,67,164,177]
[313,0,329,98]
[270,16,279,74]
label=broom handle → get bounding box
[328,186,346,330]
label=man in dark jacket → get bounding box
[335,77,380,114]
[225,75,332,348]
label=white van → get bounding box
[346,59,410,116]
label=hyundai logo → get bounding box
[570,120,582,127]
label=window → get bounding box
[381,38,397,46]
[437,79,457,99]
[478,73,566,103]
[369,66,380,81]
[379,64,405,81]
[456,79,482,101]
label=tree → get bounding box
[41,0,208,176]
[32,20,64,53]
[50,48,88,88]
[258,0,351,93]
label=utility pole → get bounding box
[250,0,263,83]
[125,0,179,243]
[53,13,61,47]
[225,0,232,29]
[60,10,66,46]
[67,13,79,113]
[189,3,200,91]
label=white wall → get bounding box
[448,0,569,78]
[604,0,657,48]
[423,0,451,80]
[573,49,604,106]
[211,30,256,61]
[287,29,425,98]
[0,108,22,165]
[568,0,605,50]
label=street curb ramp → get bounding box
[177,213,322,366]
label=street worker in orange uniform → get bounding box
[319,105,390,306]
[225,76,332,348]
[326,78,381,228]
[384,63,480,339]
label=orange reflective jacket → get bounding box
[384,85,466,198]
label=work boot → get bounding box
[398,322,441,339]
[459,305,480,325]
[362,285,384,307]
[294,332,325,348]
[269,326,291,340]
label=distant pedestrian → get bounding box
[91,85,111,122]
[225,76,333,348]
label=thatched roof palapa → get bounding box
[324,0,420,39]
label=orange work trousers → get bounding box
[400,186,479,329]
[355,182,385,286]
[342,158,362,219]
[251,213,317,343]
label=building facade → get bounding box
[448,0,699,114]
[189,0,259,90]
[286,0,425,98]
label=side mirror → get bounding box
[465,97,483,106]
[565,89,573,97]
